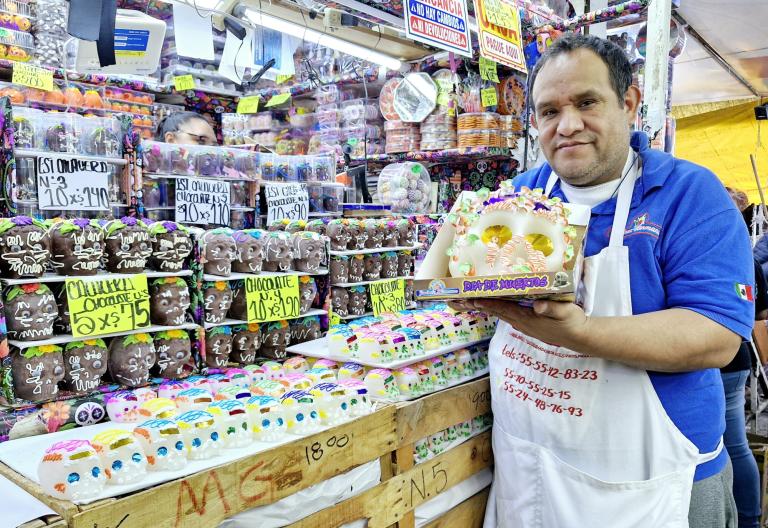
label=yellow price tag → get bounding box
[370,279,406,316]
[481,87,498,108]
[245,275,300,323]
[329,311,341,327]
[483,0,516,29]
[236,95,260,114]
[436,91,449,106]
[66,275,150,337]
[173,75,195,91]
[275,74,293,84]
[265,93,291,108]
[479,57,500,83]
[12,63,53,92]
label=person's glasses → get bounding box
[177,129,216,145]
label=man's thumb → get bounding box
[533,300,569,319]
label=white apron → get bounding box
[484,165,723,528]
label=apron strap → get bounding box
[698,438,724,464]
[545,171,558,196]
[608,155,639,248]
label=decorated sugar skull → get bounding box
[185,376,213,393]
[429,357,448,386]
[232,229,266,274]
[148,221,193,272]
[338,362,365,381]
[330,255,349,284]
[214,385,252,401]
[283,356,309,375]
[396,219,415,246]
[331,287,349,317]
[92,429,147,485]
[356,332,392,363]
[48,218,104,276]
[347,286,367,316]
[472,415,486,432]
[314,359,339,374]
[382,220,399,247]
[261,320,290,359]
[106,391,141,423]
[472,347,489,371]
[154,330,191,379]
[363,253,382,281]
[246,395,286,441]
[458,420,472,438]
[243,364,268,384]
[102,217,151,273]
[306,219,327,236]
[4,283,57,341]
[203,281,233,324]
[231,323,261,364]
[138,397,177,421]
[259,361,284,381]
[306,367,336,386]
[282,373,313,392]
[149,278,191,327]
[133,419,187,471]
[201,228,237,277]
[133,387,157,403]
[10,345,65,401]
[206,373,233,394]
[445,424,458,442]
[364,368,400,400]
[349,255,365,283]
[208,400,251,448]
[263,231,294,272]
[309,382,350,424]
[158,380,191,400]
[397,327,424,358]
[381,252,398,279]
[0,216,50,279]
[428,430,447,456]
[251,378,288,399]
[326,219,351,251]
[415,362,434,393]
[38,440,106,501]
[176,388,215,412]
[327,325,359,357]
[108,333,156,388]
[346,219,368,250]
[292,231,326,273]
[298,276,317,314]
[268,219,290,231]
[205,326,232,369]
[414,438,430,462]
[455,312,481,341]
[226,368,251,387]
[63,339,108,393]
[336,379,372,417]
[285,220,308,234]
[281,390,321,434]
[176,410,224,459]
[442,352,460,380]
[394,367,420,397]
[398,252,413,276]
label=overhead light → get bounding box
[241,7,403,70]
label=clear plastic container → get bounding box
[420,139,456,151]
[12,106,43,149]
[141,140,169,173]
[41,112,82,153]
[35,0,67,35]
[457,129,502,148]
[420,123,457,135]
[193,146,223,177]
[377,162,431,214]
[231,181,248,206]
[293,156,314,182]
[13,156,35,201]
[274,155,296,182]
[246,112,273,131]
[33,31,66,68]
[307,182,324,212]
[341,124,383,142]
[341,99,380,124]
[322,184,344,213]
[0,7,32,33]
[103,86,155,107]
[289,112,316,129]
[235,149,259,180]
[260,152,276,181]
[167,144,195,176]
[457,112,500,131]
[82,115,122,158]
[0,27,33,61]
[313,155,335,182]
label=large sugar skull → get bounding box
[102,217,151,273]
[208,400,250,448]
[364,219,384,249]
[292,231,326,273]
[92,429,147,485]
[154,330,191,379]
[394,367,421,397]
[258,362,285,382]
[133,419,187,471]
[346,219,368,250]
[456,348,474,377]
[106,391,140,423]
[260,320,290,359]
[364,368,400,400]
[363,254,382,281]
[11,345,65,401]
[4,283,57,341]
[282,373,313,392]
[107,333,156,388]
[382,220,399,247]
[203,281,232,324]
[447,184,575,277]
[331,287,349,317]
[336,379,371,417]
[263,231,294,272]
[246,395,286,441]
[326,219,351,251]
[38,440,106,501]
[176,388,215,412]
[348,286,367,316]
[0,216,50,278]
[349,255,365,283]
[176,410,223,460]
[309,382,349,425]
[280,390,321,435]
[226,368,250,388]
[205,326,232,368]
[396,219,415,246]
[228,281,247,320]
[231,323,261,364]
[232,229,266,274]
[49,218,104,276]
[290,316,322,344]
[138,397,177,420]
[298,276,317,313]
[149,278,191,326]
[251,378,287,399]
[243,364,268,384]
[201,228,237,277]
[147,221,193,273]
[63,339,108,394]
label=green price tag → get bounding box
[265,93,291,108]
[369,279,406,317]
[66,275,150,337]
[481,87,498,108]
[436,91,450,106]
[479,57,499,83]
[12,63,53,92]
[173,75,195,91]
[245,275,300,323]
[236,95,260,114]
[275,74,293,84]
[329,310,341,327]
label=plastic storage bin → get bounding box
[11,106,43,149]
[41,112,83,153]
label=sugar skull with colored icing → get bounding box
[306,367,336,386]
[282,373,313,392]
[260,320,290,359]
[330,255,349,284]
[208,399,251,448]
[348,286,367,316]
[394,367,420,397]
[259,361,284,381]
[206,373,232,394]
[458,420,472,438]
[0,216,50,279]
[349,254,365,283]
[298,276,317,314]
[102,217,151,273]
[176,388,215,412]
[106,391,141,423]
[62,339,108,394]
[243,364,268,384]
[205,325,232,368]
[331,287,349,317]
[326,219,351,251]
[327,325,359,357]
[10,345,65,401]
[176,410,223,459]
[246,395,286,441]
[364,368,400,399]
[226,368,251,388]
[396,218,415,246]
[309,382,349,425]
[4,283,57,341]
[336,379,371,417]
[147,221,193,273]
[149,278,190,327]
[154,330,191,379]
[280,390,321,434]
[292,231,326,273]
[231,323,261,364]
[338,362,365,381]
[232,229,266,274]
[138,397,177,420]
[201,228,237,277]
[133,419,187,471]
[48,218,104,276]
[92,429,147,485]
[414,438,429,462]
[214,385,252,401]
[383,220,399,247]
[346,219,368,250]
[203,281,233,324]
[398,251,413,276]
[107,333,155,387]
[442,352,460,380]
[428,430,447,455]
[251,378,287,399]
[363,253,382,281]
[263,231,294,272]
[157,380,191,400]
[429,357,447,386]
[38,440,106,501]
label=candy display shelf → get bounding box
[0,269,193,286]
[373,367,490,403]
[14,149,127,165]
[143,172,258,183]
[8,322,201,349]
[330,244,421,256]
[337,302,418,320]
[333,276,414,288]
[201,269,328,282]
[202,308,328,330]
[349,146,518,165]
[251,70,381,101]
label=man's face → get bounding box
[531,49,640,186]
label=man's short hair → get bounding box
[528,33,633,110]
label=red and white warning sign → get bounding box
[405,0,472,58]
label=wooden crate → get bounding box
[18,515,67,528]
[423,488,490,528]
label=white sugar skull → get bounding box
[338,362,365,381]
[471,349,489,372]
[74,401,106,427]
[428,431,447,455]
[208,400,251,448]
[282,373,313,392]
[309,382,349,425]
[328,326,359,358]
[133,419,187,471]
[395,328,424,359]
[105,392,140,423]
[306,367,336,385]
[91,429,147,485]
[364,369,400,400]
[38,440,106,501]
[472,415,486,433]
[138,398,177,421]
[176,410,224,460]
[336,379,372,417]
[260,361,284,380]
[415,363,434,393]
[175,388,214,412]
[157,380,191,400]
[280,390,321,435]
[283,356,309,374]
[414,438,430,462]
[393,367,420,397]
[429,357,448,386]
[243,364,268,384]
[225,368,251,388]
[456,349,474,378]
[185,376,213,393]
[442,352,460,380]
[445,425,458,442]
[133,387,157,403]
[313,359,339,374]
[214,385,252,401]
[458,420,472,438]
[206,374,233,394]
[246,395,287,441]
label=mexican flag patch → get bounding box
[736,283,754,301]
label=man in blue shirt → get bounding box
[460,34,754,528]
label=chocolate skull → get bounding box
[305,219,328,236]
[347,219,368,250]
[153,330,192,379]
[381,252,399,279]
[201,228,237,277]
[228,281,248,321]
[62,339,108,394]
[349,255,365,283]
[4,283,57,341]
[331,287,350,317]
[148,221,193,273]
[205,326,232,368]
[398,251,413,276]
[0,216,50,279]
[383,220,399,247]
[298,276,317,314]
[260,320,290,359]
[330,255,350,284]
[203,281,233,324]
[364,219,384,249]
[292,231,326,273]
[327,219,351,251]
[231,323,261,364]
[268,219,290,232]
[103,217,151,273]
[397,219,415,246]
[149,278,191,326]
[285,220,307,234]
[348,286,367,316]
[363,253,382,281]
[232,229,266,274]
[11,345,65,401]
[108,333,156,387]
[49,218,104,276]
[263,231,294,272]
[54,285,71,334]
[290,316,322,344]
[405,280,414,303]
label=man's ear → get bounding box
[624,85,642,124]
[530,111,538,131]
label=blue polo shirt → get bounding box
[512,131,754,481]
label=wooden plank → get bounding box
[394,444,416,528]
[423,487,490,528]
[396,377,490,446]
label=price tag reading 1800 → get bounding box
[66,275,150,337]
[245,275,300,323]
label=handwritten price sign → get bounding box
[175,177,231,226]
[37,155,111,211]
[265,183,308,226]
[12,63,53,91]
[370,279,406,316]
[245,275,300,323]
[66,275,150,337]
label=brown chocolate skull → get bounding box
[62,339,108,393]
[381,253,399,279]
[54,285,71,334]
[298,277,317,313]
[364,220,384,249]
[330,256,349,284]
[383,220,399,247]
[150,278,191,326]
[305,219,327,236]
[205,327,232,368]
[4,284,57,341]
[11,346,65,401]
[0,216,50,279]
[331,287,350,317]
[398,252,413,276]
[263,232,294,272]
[201,229,237,277]
[231,324,261,364]
[397,219,415,246]
[326,220,351,251]
[346,220,368,250]
[290,316,322,344]
[232,229,266,274]
[228,282,248,321]
[260,320,289,359]
[107,333,156,387]
[405,280,414,303]
[103,218,151,273]
[49,219,104,276]
[363,253,382,281]
[148,222,193,273]
[203,281,233,324]
[292,231,326,273]
[348,287,367,316]
[153,331,191,379]
[349,255,365,283]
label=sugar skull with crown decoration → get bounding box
[38,440,106,501]
[326,219,351,251]
[231,323,261,364]
[149,277,191,327]
[298,276,317,314]
[246,395,286,441]
[147,221,193,273]
[106,391,141,423]
[263,231,294,272]
[62,339,108,394]
[102,217,151,273]
[153,330,191,379]
[91,429,147,485]
[107,333,155,388]
[203,281,232,324]
[133,419,187,471]
[176,410,224,459]
[0,216,50,279]
[346,219,367,250]
[232,229,266,274]
[208,399,251,448]
[293,231,326,273]
[205,325,232,368]
[4,283,57,341]
[260,320,290,359]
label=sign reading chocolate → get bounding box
[175,177,231,226]
[66,275,151,337]
[265,183,309,226]
[370,278,406,316]
[36,154,111,211]
[245,275,300,323]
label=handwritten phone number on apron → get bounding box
[504,368,572,400]
[503,348,598,381]
[502,383,584,417]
